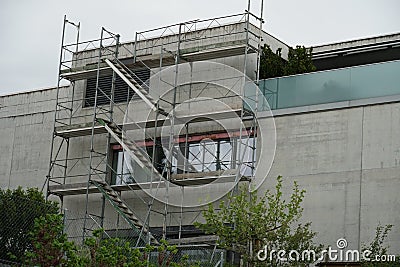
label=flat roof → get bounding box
[312,32,400,56]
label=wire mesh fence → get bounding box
[63,208,156,247]
[63,208,225,266]
[0,195,225,266]
[0,193,58,265]
[146,246,225,266]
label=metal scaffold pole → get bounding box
[83,27,121,242]
[83,26,105,242]
[45,15,80,209]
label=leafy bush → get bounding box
[195,176,322,266]
[260,45,316,79]
[24,214,200,266]
[0,187,58,263]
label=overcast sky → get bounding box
[0,0,399,95]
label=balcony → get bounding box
[259,60,400,110]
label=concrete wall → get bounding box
[0,87,68,189]
[75,22,288,67]
[1,85,398,253]
[258,103,400,253]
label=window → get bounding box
[111,150,135,185]
[110,131,256,185]
[237,136,256,177]
[84,68,150,107]
[187,139,233,172]
[179,134,256,176]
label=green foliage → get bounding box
[195,176,322,266]
[24,217,199,266]
[260,45,316,79]
[83,234,199,267]
[0,186,58,263]
[362,224,400,266]
[83,229,149,266]
[24,213,85,266]
[156,239,178,266]
[260,45,285,79]
[284,46,316,76]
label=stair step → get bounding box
[136,153,146,160]
[120,207,133,213]
[123,210,134,216]
[130,83,148,94]
[105,190,116,196]
[118,203,128,209]
[91,170,157,243]
[108,121,118,128]
[110,128,122,135]
[110,196,122,202]
[136,157,147,163]
[142,159,153,165]
[126,77,151,96]
[135,88,150,96]
[124,140,133,146]
[142,159,152,165]
[108,192,118,198]
[124,211,134,216]
[103,186,113,192]
[118,205,133,214]
[128,216,139,222]
[106,190,116,196]
[144,163,154,169]
[134,223,145,230]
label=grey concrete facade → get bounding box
[1,87,399,253]
[261,102,400,253]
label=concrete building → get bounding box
[1,12,399,263]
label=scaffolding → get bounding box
[45,3,265,256]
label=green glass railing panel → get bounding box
[349,60,400,100]
[259,79,278,109]
[279,68,351,109]
[243,80,271,112]
[259,60,400,110]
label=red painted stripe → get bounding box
[112,129,254,150]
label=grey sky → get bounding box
[0,0,399,95]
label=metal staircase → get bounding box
[91,179,158,244]
[82,55,168,245]
[104,58,168,116]
[97,118,164,181]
